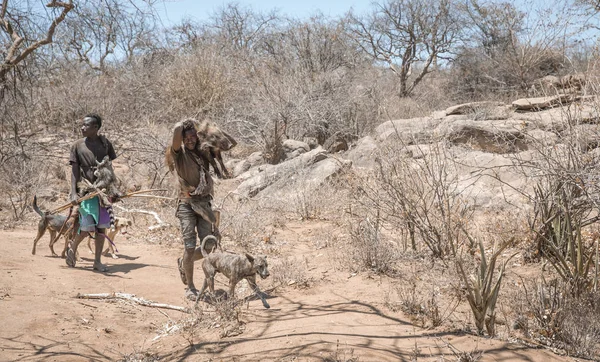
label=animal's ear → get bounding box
[245,253,255,263]
[127,220,132,226]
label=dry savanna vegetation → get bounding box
[2,0,600,361]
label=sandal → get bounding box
[66,247,76,268]
[185,288,198,301]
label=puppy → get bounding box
[195,235,271,309]
[87,216,132,259]
[32,195,74,257]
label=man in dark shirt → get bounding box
[169,119,218,300]
[66,114,117,272]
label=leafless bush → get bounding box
[324,340,359,362]
[0,156,47,221]
[521,277,600,358]
[348,216,399,276]
[388,275,460,329]
[270,256,312,289]
[443,340,484,362]
[118,350,160,362]
[220,197,286,248]
[119,126,171,190]
[355,141,475,259]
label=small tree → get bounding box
[346,0,460,97]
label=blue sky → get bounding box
[158,0,374,24]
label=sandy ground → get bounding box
[0,222,580,362]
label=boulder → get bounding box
[235,147,328,198]
[344,136,378,168]
[437,119,527,153]
[375,117,441,144]
[444,101,506,116]
[512,94,581,111]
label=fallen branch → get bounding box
[76,292,189,313]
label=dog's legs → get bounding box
[208,149,223,178]
[247,277,270,309]
[49,230,68,257]
[215,150,231,179]
[103,230,118,259]
[194,274,211,307]
[31,223,47,255]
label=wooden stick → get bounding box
[50,191,100,214]
[122,189,168,197]
[49,189,168,215]
[127,194,175,201]
[76,292,189,313]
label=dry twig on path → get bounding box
[76,292,189,313]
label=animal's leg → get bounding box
[31,224,47,255]
[103,230,118,258]
[247,277,270,309]
[215,150,231,179]
[48,230,62,257]
[195,277,210,307]
[208,149,223,178]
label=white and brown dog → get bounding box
[87,216,133,259]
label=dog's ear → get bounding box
[127,219,132,226]
[245,253,255,263]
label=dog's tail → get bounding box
[200,235,218,258]
[32,195,45,218]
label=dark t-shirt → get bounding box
[69,136,117,184]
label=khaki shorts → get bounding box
[176,201,214,249]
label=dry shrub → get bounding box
[521,278,600,358]
[118,351,160,362]
[324,340,359,362]
[347,217,399,276]
[162,49,232,114]
[0,156,48,221]
[387,275,460,329]
[220,197,286,248]
[270,256,312,289]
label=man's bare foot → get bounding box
[93,262,109,272]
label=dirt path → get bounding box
[0,227,575,361]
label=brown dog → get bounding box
[195,235,271,309]
[87,216,132,259]
[31,195,75,257]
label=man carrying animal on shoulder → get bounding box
[166,119,220,301]
[66,114,120,273]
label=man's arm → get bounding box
[69,143,81,204]
[172,122,184,153]
[70,163,81,204]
